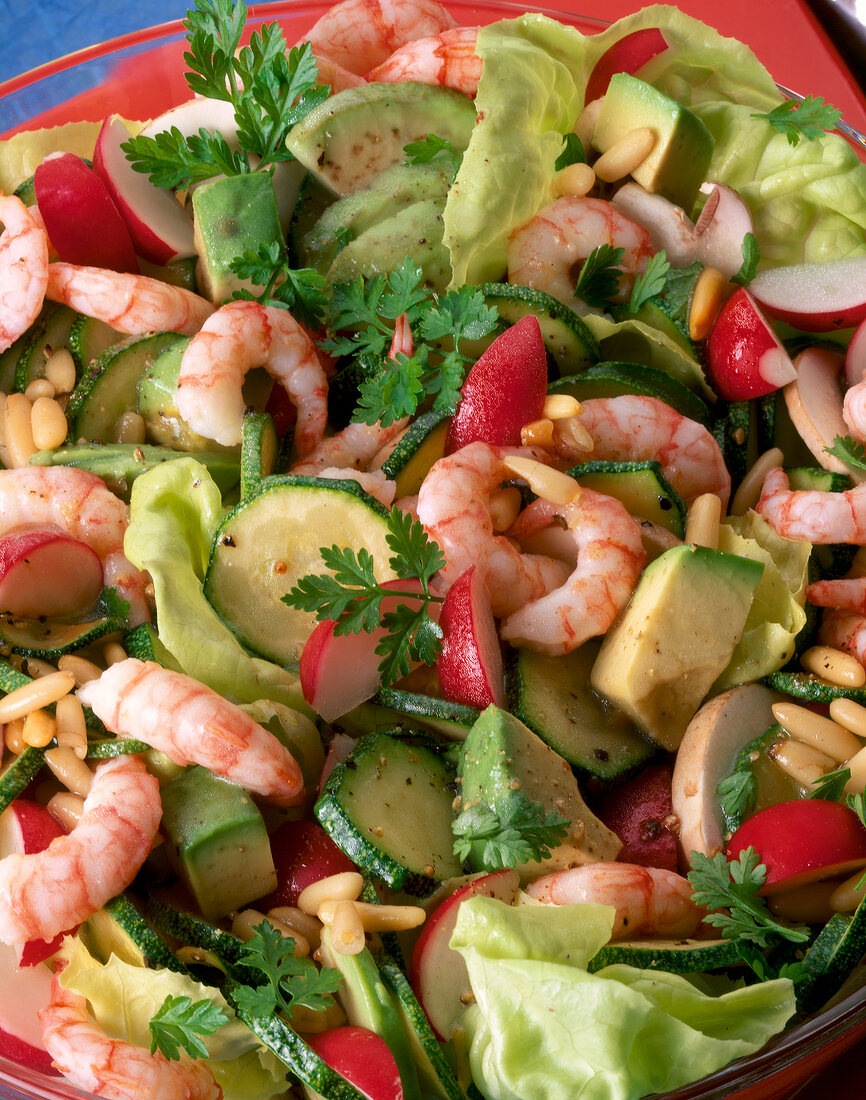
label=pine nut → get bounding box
[489,486,523,533]
[30,396,68,451]
[502,455,581,507]
[830,697,866,738]
[768,736,836,789]
[20,657,59,679]
[102,642,128,667]
[47,792,85,831]
[771,702,863,762]
[551,161,596,198]
[520,418,555,447]
[554,415,595,455]
[24,379,55,401]
[684,492,722,549]
[4,392,37,467]
[44,348,76,394]
[844,745,866,795]
[573,98,603,149]
[58,655,103,686]
[4,718,26,754]
[22,708,57,748]
[730,448,785,516]
[266,906,323,951]
[114,411,146,445]
[0,392,10,468]
[688,266,729,341]
[55,694,88,759]
[43,747,93,796]
[329,899,366,955]
[593,127,655,183]
[297,872,364,915]
[801,645,866,689]
[0,671,75,724]
[543,394,583,421]
[318,899,426,932]
[830,868,866,913]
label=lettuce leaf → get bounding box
[451,896,796,1100]
[124,458,309,712]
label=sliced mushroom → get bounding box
[784,346,861,480]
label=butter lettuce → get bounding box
[451,896,796,1100]
[124,458,309,712]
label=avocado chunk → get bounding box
[160,766,276,920]
[286,81,477,196]
[592,74,714,211]
[191,173,282,303]
[457,705,622,882]
[590,544,764,751]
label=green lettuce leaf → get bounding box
[59,937,288,1100]
[451,896,796,1100]
[124,458,309,712]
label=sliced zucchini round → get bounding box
[588,937,743,974]
[13,304,78,392]
[764,670,866,704]
[549,360,710,425]
[377,409,451,498]
[240,411,279,500]
[568,459,687,538]
[0,746,44,815]
[0,615,121,659]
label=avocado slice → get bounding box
[286,81,477,196]
[457,706,622,882]
[160,766,277,920]
[590,544,764,751]
[592,73,714,211]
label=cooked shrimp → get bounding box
[310,467,397,506]
[416,442,570,617]
[818,609,866,667]
[757,466,866,543]
[46,263,214,336]
[569,396,731,507]
[525,862,706,940]
[39,973,221,1100]
[299,0,457,75]
[292,417,410,474]
[0,466,149,625]
[310,54,366,93]
[0,194,49,352]
[366,26,481,96]
[507,196,654,312]
[500,490,645,656]
[175,300,328,450]
[0,755,160,946]
[843,378,866,442]
[807,577,866,613]
[78,659,305,806]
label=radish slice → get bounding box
[750,255,866,333]
[0,529,103,618]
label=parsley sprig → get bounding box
[810,766,851,801]
[628,251,670,313]
[826,434,866,472]
[404,134,463,180]
[731,232,760,287]
[555,132,586,171]
[753,95,842,146]
[573,244,625,308]
[228,242,328,328]
[283,509,446,686]
[231,920,343,1018]
[149,995,228,1061]
[717,770,758,827]
[688,847,810,948]
[452,795,569,870]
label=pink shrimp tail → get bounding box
[807,577,866,614]
[389,312,413,359]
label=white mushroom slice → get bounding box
[784,346,861,480]
[671,683,780,866]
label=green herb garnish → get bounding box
[404,134,463,179]
[825,434,866,472]
[452,795,569,870]
[97,586,132,622]
[731,233,760,287]
[573,244,625,308]
[752,95,842,146]
[555,132,586,170]
[810,766,852,801]
[628,251,671,313]
[717,770,758,824]
[149,995,228,1061]
[230,920,343,1018]
[228,242,328,328]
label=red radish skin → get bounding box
[436,565,505,709]
[845,315,866,387]
[444,315,547,454]
[256,819,358,910]
[750,255,866,333]
[34,153,139,273]
[0,529,103,618]
[705,287,797,400]
[599,763,677,872]
[584,28,669,103]
[727,799,866,894]
[0,940,59,1076]
[307,1026,403,1099]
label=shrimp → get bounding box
[807,576,866,613]
[757,466,866,543]
[175,300,328,450]
[299,0,457,75]
[366,26,482,96]
[500,490,645,656]
[292,417,410,475]
[45,263,214,336]
[0,465,149,625]
[309,466,397,506]
[416,442,571,617]
[818,609,866,667]
[39,973,221,1100]
[0,755,160,947]
[78,658,305,807]
[525,862,707,940]
[843,378,866,442]
[0,194,49,352]
[507,196,654,312]
[569,396,731,508]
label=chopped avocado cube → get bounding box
[590,544,764,750]
[458,705,622,882]
[191,173,282,303]
[592,73,714,211]
[160,766,276,920]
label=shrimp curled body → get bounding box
[500,490,645,656]
[0,194,49,352]
[0,755,160,946]
[757,466,866,544]
[817,609,866,668]
[176,300,328,450]
[366,26,482,95]
[78,659,305,806]
[39,974,222,1100]
[525,862,706,940]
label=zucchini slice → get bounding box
[81,895,183,971]
[13,304,78,391]
[0,615,121,659]
[548,360,710,425]
[795,900,866,1012]
[588,937,743,974]
[68,313,123,375]
[240,411,279,500]
[0,746,44,815]
[568,459,687,538]
[377,409,451,498]
[763,670,866,705]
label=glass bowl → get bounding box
[1,3,865,1099]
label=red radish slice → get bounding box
[705,286,797,400]
[0,529,103,618]
[92,115,195,264]
[436,565,504,709]
[34,153,138,273]
[845,315,866,387]
[307,1026,403,1099]
[750,255,866,333]
[584,28,668,103]
[256,819,358,910]
[0,940,58,1075]
[599,763,677,872]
